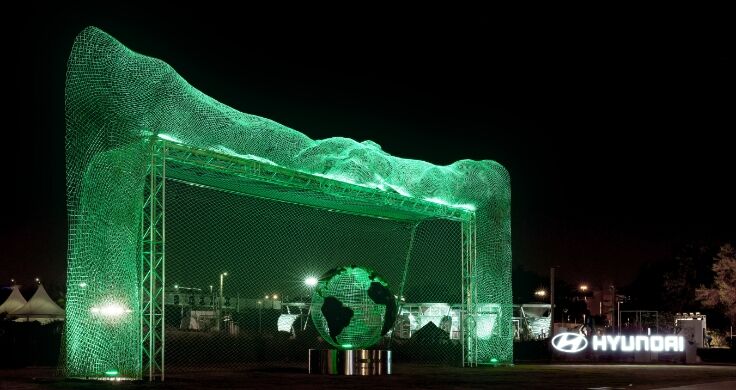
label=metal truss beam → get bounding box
[462,216,478,367]
[158,139,474,223]
[140,140,166,381]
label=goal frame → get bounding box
[139,137,479,380]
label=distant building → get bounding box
[588,287,616,323]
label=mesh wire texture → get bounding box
[65,26,512,379]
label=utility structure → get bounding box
[64,27,512,380]
[216,272,227,331]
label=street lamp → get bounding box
[257,300,263,333]
[617,300,621,334]
[579,284,589,306]
[536,285,551,339]
[617,297,623,335]
[550,266,557,340]
[217,272,228,331]
[305,277,318,287]
[220,272,228,303]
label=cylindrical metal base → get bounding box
[309,349,392,375]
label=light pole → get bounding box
[617,299,622,335]
[579,284,589,302]
[609,284,615,327]
[257,300,262,334]
[579,284,589,325]
[220,272,228,306]
[209,285,214,309]
[550,267,556,339]
[217,272,227,331]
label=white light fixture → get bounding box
[91,303,132,318]
[305,277,318,287]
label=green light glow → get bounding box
[157,133,180,142]
[65,26,512,377]
[314,172,357,185]
[454,204,477,211]
[386,183,411,196]
[424,197,451,206]
[476,316,496,340]
[104,369,119,376]
[424,197,476,211]
[341,344,353,349]
[490,358,498,364]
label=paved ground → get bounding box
[655,381,736,390]
[1,364,735,389]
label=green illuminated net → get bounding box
[65,27,511,379]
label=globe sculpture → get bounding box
[311,266,397,350]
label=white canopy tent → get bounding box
[0,285,28,314]
[11,284,65,324]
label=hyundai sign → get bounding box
[551,333,588,353]
[552,333,684,353]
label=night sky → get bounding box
[1,8,733,291]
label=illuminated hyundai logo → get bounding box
[551,332,588,353]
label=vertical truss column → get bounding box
[462,215,478,367]
[141,139,166,381]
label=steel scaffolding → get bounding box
[140,140,166,381]
[138,138,480,379]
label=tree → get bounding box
[511,265,547,303]
[660,242,716,312]
[695,244,736,327]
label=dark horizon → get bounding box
[2,10,734,292]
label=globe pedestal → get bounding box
[308,349,391,375]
